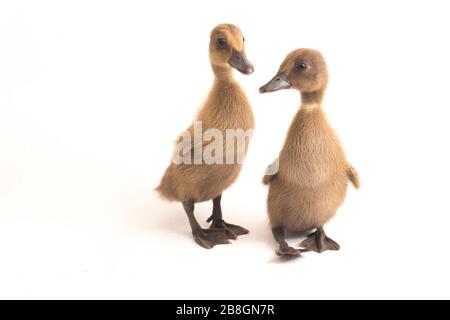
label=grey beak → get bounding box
[259,74,291,93]
[229,50,254,75]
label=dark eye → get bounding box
[296,63,307,70]
[243,37,245,42]
[216,38,227,49]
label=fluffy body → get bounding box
[157,79,254,202]
[266,107,348,231]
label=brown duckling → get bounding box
[259,49,359,256]
[157,24,255,249]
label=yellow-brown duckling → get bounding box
[157,24,255,249]
[260,49,359,256]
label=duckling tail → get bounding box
[346,163,360,189]
[155,168,179,202]
[155,183,178,202]
[262,174,275,185]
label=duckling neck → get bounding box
[211,64,234,82]
[300,90,324,112]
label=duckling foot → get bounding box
[192,228,231,249]
[300,227,340,253]
[182,200,230,249]
[208,219,249,239]
[207,194,249,240]
[276,245,302,257]
[272,227,305,258]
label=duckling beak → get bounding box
[259,74,291,93]
[229,50,254,75]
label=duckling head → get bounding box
[259,48,328,96]
[209,24,254,76]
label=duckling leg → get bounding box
[182,200,230,249]
[272,227,303,256]
[206,194,249,239]
[300,227,340,253]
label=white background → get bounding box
[1,0,449,299]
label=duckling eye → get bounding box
[216,38,227,49]
[296,63,307,71]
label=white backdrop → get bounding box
[1,0,449,299]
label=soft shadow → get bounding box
[268,254,305,264]
[126,189,315,258]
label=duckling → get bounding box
[259,49,359,256]
[157,24,255,249]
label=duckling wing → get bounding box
[175,125,215,159]
[346,163,360,189]
[262,158,279,185]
